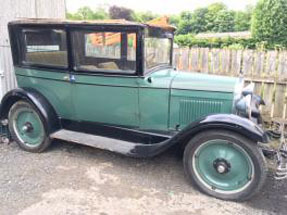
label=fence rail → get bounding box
[173,48,287,120]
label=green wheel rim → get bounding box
[193,139,254,193]
[12,106,45,147]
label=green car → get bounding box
[1,19,286,201]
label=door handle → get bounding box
[63,75,70,81]
[145,76,153,84]
[63,75,76,82]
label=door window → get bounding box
[21,28,68,68]
[72,30,137,74]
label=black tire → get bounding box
[8,100,51,153]
[183,129,267,201]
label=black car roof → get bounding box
[9,18,176,32]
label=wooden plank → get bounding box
[220,49,231,75]
[181,48,190,71]
[254,81,263,97]
[283,84,287,119]
[236,50,243,76]
[242,50,254,77]
[274,83,285,118]
[253,51,265,78]
[265,51,278,78]
[189,48,200,72]
[262,82,274,117]
[210,49,221,74]
[177,48,184,70]
[200,48,209,73]
[277,51,287,82]
[209,49,215,74]
[230,50,236,75]
[173,48,180,69]
[230,50,242,76]
[0,47,17,97]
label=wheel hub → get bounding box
[213,158,231,174]
[22,122,33,133]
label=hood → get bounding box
[171,71,242,93]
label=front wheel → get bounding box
[8,100,51,153]
[183,130,267,201]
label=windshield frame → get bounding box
[143,27,174,76]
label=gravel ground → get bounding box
[0,140,287,215]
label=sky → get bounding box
[66,0,258,14]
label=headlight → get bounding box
[234,83,255,118]
[235,94,252,118]
[242,83,255,96]
[246,94,252,118]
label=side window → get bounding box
[85,32,121,59]
[72,30,136,74]
[21,28,68,68]
[127,33,137,61]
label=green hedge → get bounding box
[174,34,287,50]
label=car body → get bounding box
[2,18,286,201]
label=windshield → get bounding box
[145,37,172,70]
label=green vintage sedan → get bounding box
[1,19,286,201]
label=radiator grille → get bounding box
[179,99,224,125]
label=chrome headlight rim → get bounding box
[245,94,252,119]
[235,94,253,118]
[234,82,255,118]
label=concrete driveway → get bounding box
[0,140,286,215]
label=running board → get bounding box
[50,129,139,155]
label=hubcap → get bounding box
[193,139,254,193]
[217,165,226,174]
[11,106,45,147]
[22,122,33,133]
[213,158,231,174]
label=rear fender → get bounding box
[0,88,60,134]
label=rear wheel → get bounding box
[8,100,51,153]
[183,130,267,201]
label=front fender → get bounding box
[170,114,269,147]
[0,88,61,134]
[131,114,269,158]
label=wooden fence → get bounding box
[173,48,287,120]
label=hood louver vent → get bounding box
[179,99,224,125]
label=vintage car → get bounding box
[1,18,286,201]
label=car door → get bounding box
[14,27,74,120]
[70,28,139,127]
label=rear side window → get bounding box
[72,30,137,74]
[21,28,68,68]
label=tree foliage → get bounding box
[174,34,257,49]
[177,11,193,34]
[175,2,252,35]
[67,6,109,20]
[189,8,209,33]
[67,3,253,35]
[109,5,134,21]
[251,0,287,46]
[212,10,235,32]
[65,2,287,50]
[205,3,227,31]
[132,11,159,22]
[234,5,253,32]
[169,15,180,27]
